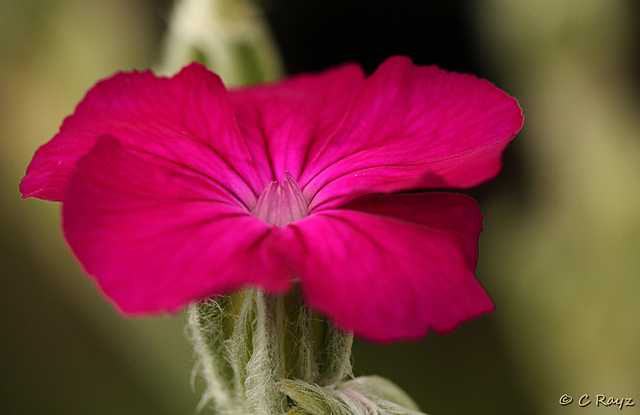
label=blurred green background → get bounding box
[1,0,639,414]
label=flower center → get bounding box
[251,172,309,226]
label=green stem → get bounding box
[188,289,425,414]
[188,288,354,413]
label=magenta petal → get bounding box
[300,56,523,211]
[21,63,261,204]
[282,192,493,342]
[62,135,290,314]
[229,63,365,184]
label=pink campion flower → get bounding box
[20,56,523,342]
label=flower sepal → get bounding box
[188,287,354,413]
[189,288,426,414]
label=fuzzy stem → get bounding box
[188,289,426,414]
[188,288,354,413]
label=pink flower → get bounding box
[21,56,523,342]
